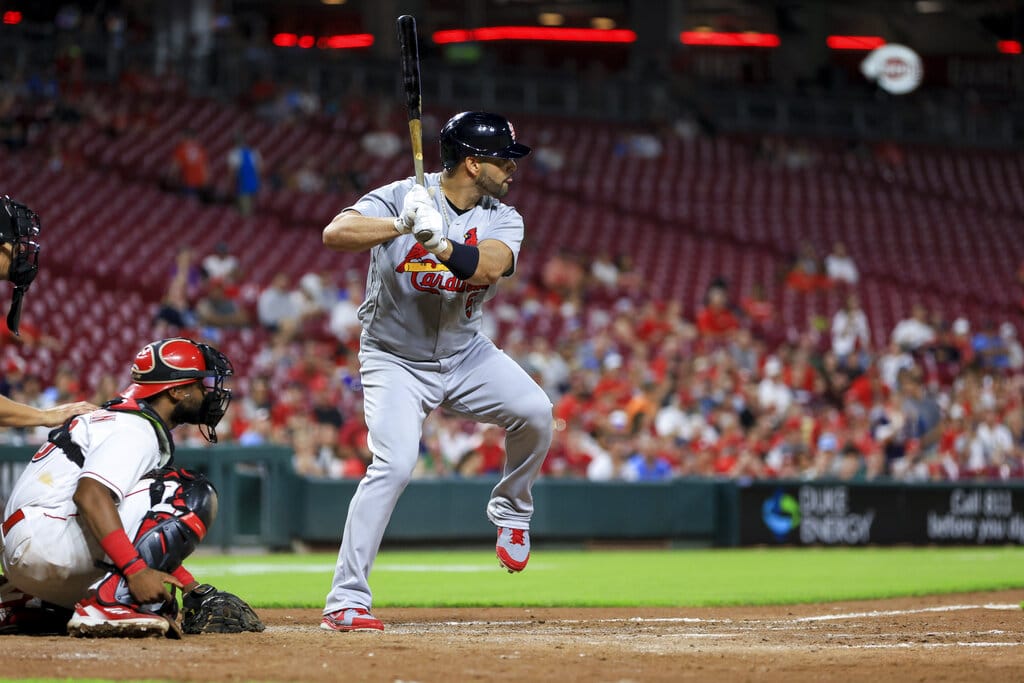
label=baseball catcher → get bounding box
[0,337,264,637]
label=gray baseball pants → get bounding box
[323,333,553,613]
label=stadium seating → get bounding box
[2,85,1023,396]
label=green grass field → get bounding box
[186,546,1024,608]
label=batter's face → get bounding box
[472,157,517,198]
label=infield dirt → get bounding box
[2,590,1022,682]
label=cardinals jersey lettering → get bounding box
[4,408,173,520]
[346,172,524,361]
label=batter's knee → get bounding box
[510,390,554,435]
[359,423,423,489]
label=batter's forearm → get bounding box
[456,239,512,285]
[323,212,401,253]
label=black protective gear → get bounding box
[89,469,218,630]
[0,195,41,335]
[439,111,531,171]
[135,468,218,573]
[181,584,265,634]
[120,338,234,443]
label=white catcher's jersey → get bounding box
[347,172,524,361]
[4,407,173,520]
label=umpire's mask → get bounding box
[0,196,41,335]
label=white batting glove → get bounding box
[412,205,448,254]
[394,184,432,234]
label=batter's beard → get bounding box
[474,174,509,199]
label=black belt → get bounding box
[2,508,25,535]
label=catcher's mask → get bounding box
[0,196,41,335]
[121,338,234,443]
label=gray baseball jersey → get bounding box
[347,172,523,361]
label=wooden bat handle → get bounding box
[408,119,424,186]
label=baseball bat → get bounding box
[397,14,425,186]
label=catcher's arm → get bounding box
[181,583,265,634]
[73,477,183,604]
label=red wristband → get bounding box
[122,558,147,577]
[100,529,144,574]
[172,566,195,586]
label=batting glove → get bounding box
[394,184,432,234]
[413,205,448,254]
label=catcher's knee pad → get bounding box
[133,468,218,573]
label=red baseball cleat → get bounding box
[496,527,530,573]
[320,607,384,632]
[67,594,170,638]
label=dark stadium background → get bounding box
[1,0,1023,487]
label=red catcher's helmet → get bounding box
[121,338,230,400]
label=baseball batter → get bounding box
[320,111,553,632]
[0,337,262,637]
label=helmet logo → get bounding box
[508,122,517,141]
[132,345,157,378]
[161,338,206,371]
[130,338,206,382]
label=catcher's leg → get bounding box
[0,575,72,635]
[68,469,218,638]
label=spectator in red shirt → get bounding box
[697,285,740,340]
[785,241,829,292]
[168,128,209,198]
[475,425,506,474]
[635,301,673,344]
[845,365,889,411]
[740,284,775,330]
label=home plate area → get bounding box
[1,592,1022,682]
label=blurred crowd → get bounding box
[6,234,1024,487]
[3,66,1024,485]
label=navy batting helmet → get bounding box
[439,112,531,171]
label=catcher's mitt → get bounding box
[181,584,265,634]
